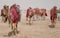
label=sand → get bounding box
[0,10,60,38]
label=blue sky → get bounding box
[0,0,60,10]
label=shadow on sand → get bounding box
[3,31,19,37]
[49,25,55,28]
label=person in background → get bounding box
[32,8,40,21]
[40,9,47,20]
[1,5,8,22]
[50,6,57,28]
[26,7,33,25]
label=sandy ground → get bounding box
[0,11,60,38]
